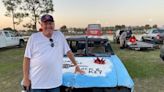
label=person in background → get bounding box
[119,30,127,49]
[126,30,132,38]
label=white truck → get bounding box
[0,30,25,48]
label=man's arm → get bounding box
[67,51,78,66]
[67,51,85,74]
[23,57,31,90]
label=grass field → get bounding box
[0,43,164,92]
[112,43,164,92]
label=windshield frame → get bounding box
[66,37,114,57]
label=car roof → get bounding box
[147,28,164,33]
[66,36,109,42]
[149,28,164,30]
[88,24,101,26]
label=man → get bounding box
[119,30,127,49]
[23,14,84,92]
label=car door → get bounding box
[145,30,153,40]
[160,33,164,41]
[0,31,6,48]
[9,31,19,46]
[4,31,14,46]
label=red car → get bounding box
[86,24,102,36]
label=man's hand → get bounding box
[23,57,31,90]
[23,78,31,90]
[67,51,85,74]
[75,65,85,74]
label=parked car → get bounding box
[0,30,25,48]
[86,24,102,36]
[141,28,164,44]
[61,36,134,92]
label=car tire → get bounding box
[19,40,25,48]
[160,54,164,61]
[141,37,145,41]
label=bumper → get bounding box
[60,86,132,92]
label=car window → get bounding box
[0,32,2,36]
[67,40,78,52]
[152,30,159,33]
[4,32,10,37]
[67,38,114,57]
[158,29,164,33]
[87,41,113,56]
[88,24,101,30]
[146,30,152,34]
[9,32,16,37]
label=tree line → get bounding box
[60,24,159,35]
[2,0,54,31]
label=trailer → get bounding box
[126,41,156,50]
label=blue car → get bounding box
[61,36,134,92]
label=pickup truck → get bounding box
[0,30,25,48]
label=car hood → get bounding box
[62,55,134,89]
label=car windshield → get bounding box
[88,24,101,30]
[158,29,164,33]
[146,30,152,34]
[67,37,114,57]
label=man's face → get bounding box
[41,21,55,32]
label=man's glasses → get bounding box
[49,38,54,47]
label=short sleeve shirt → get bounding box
[24,31,70,89]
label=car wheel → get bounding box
[19,40,25,48]
[141,37,145,41]
[160,54,164,61]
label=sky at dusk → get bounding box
[0,0,164,30]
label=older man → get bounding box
[23,14,84,92]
